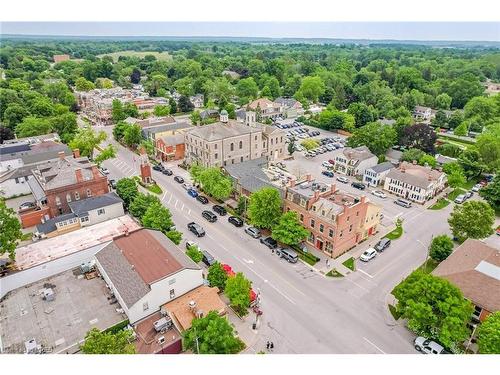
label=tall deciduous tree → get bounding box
[183,311,244,354]
[198,167,233,201]
[75,77,95,92]
[429,235,454,262]
[347,122,397,156]
[80,328,135,354]
[15,116,52,138]
[458,149,485,179]
[225,272,251,315]
[123,124,142,149]
[295,76,325,102]
[479,175,500,210]
[271,211,309,246]
[141,202,175,233]
[116,178,139,208]
[393,271,473,350]
[69,125,107,159]
[129,193,161,219]
[248,187,282,229]
[0,199,22,259]
[207,262,228,291]
[93,144,116,166]
[400,123,437,154]
[477,312,500,354]
[448,201,495,243]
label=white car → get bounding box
[182,183,194,190]
[454,194,466,204]
[100,167,110,175]
[472,184,482,192]
[360,248,377,262]
[372,190,387,199]
[322,161,333,168]
[336,176,349,184]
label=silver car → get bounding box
[245,226,261,238]
[414,337,449,354]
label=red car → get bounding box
[221,263,257,306]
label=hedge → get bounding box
[103,319,130,334]
[291,244,320,265]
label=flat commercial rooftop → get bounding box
[15,215,140,271]
[0,268,126,353]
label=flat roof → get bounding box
[134,311,182,354]
[0,268,126,353]
[14,215,140,271]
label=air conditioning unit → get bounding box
[158,336,165,344]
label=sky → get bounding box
[2,22,499,42]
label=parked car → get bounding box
[360,248,377,262]
[202,251,216,267]
[465,191,473,199]
[472,184,482,192]
[276,247,299,263]
[245,226,261,238]
[182,183,194,190]
[202,210,217,223]
[162,168,173,176]
[322,161,333,168]
[212,205,227,216]
[152,164,163,171]
[109,179,117,189]
[372,190,387,199]
[454,194,466,204]
[336,176,349,184]
[394,198,412,208]
[228,216,244,227]
[414,337,449,354]
[328,159,335,165]
[260,236,278,249]
[100,167,110,175]
[19,201,36,210]
[185,240,197,249]
[374,238,391,252]
[351,182,366,190]
[196,195,209,204]
[322,170,334,178]
[187,188,198,198]
[187,222,205,237]
[174,176,184,183]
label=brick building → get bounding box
[155,133,185,162]
[283,176,379,258]
[22,150,109,227]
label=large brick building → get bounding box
[283,176,380,258]
[21,150,109,227]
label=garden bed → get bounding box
[429,198,450,210]
[384,224,403,240]
[291,245,320,266]
[326,269,344,277]
[342,257,355,271]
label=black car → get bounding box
[228,216,243,227]
[109,179,117,189]
[187,222,205,237]
[374,238,391,252]
[351,182,366,190]
[213,205,227,216]
[260,236,278,249]
[322,170,334,178]
[174,176,184,183]
[196,195,209,204]
[153,164,163,171]
[202,251,216,267]
[162,168,173,176]
[202,210,217,223]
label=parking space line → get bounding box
[358,269,373,279]
[363,337,386,354]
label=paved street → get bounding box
[99,126,456,354]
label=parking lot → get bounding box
[0,268,126,354]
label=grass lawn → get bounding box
[429,198,450,210]
[388,304,401,320]
[384,224,403,240]
[20,232,33,241]
[299,254,318,266]
[448,188,465,201]
[417,258,440,274]
[326,269,344,277]
[342,257,355,271]
[146,183,163,194]
[97,50,171,62]
[459,178,480,190]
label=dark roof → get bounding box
[36,213,77,235]
[68,192,123,217]
[368,162,394,174]
[0,143,31,155]
[224,157,279,194]
[0,165,33,183]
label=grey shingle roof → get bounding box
[187,120,263,142]
[342,146,375,162]
[368,162,394,174]
[274,97,299,108]
[31,156,96,190]
[386,163,444,189]
[95,241,151,308]
[68,192,123,217]
[0,143,30,155]
[0,165,33,183]
[36,213,77,235]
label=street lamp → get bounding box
[416,237,433,269]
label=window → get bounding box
[143,302,149,311]
[230,143,234,151]
[66,194,72,203]
[328,229,334,238]
[75,192,80,200]
[346,216,350,222]
[239,141,243,149]
[255,135,257,141]
[300,214,304,222]
[240,156,243,162]
[214,144,217,149]
[310,219,315,228]
[214,153,218,159]
[55,196,61,206]
[319,224,324,233]
[170,289,175,299]
[97,208,105,216]
[349,224,353,232]
[356,211,359,217]
[80,216,89,223]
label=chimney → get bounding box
[91,166,100,180]
[58,151,65,160]
[75,168,83,183]
[360,195,366,204]
[289,179,296,188]
[72,149,80,158]
[330,183,336,193]
[313,190,320,200]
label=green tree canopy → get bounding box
[347,122,397,156]
[393,271,473,350]
[479,174,500,210]
[129,193,161,219]
[295,76,325,102]
[448,201,495,243]
[477,312,500,354]
[80,328,135,354]
[198,167,233,201]
[75,77,96,91]
[93,144,116,166]
[429,235,454,262]
[186,244,203,263]
[271,211,309,246]
[123,124,142,148]
[207,262,228,291]
[0,199,23,259]
[69,125,107,159]
[248,187,282,229]
[183,311,244,354]
[116,178,139,208]
[225,272,251,315]
[141,202,175,234]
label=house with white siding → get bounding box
[334,146,378,177]
[363,162,395,187]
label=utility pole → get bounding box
[194,326,200,354]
